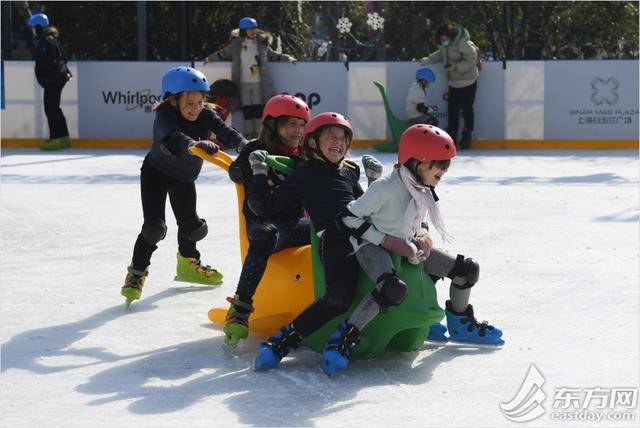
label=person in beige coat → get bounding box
[421,24,480,149]
[203,17,297,138]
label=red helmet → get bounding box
[302,112,353,143]
[262,94,311,124]
[398,124,456,164]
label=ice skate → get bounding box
[320,321,361,376]
[254,323,301,370]
[174,252,223,286]
[222,294,253,348]
[445,300,504,346]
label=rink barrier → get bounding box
[1,138,637,150]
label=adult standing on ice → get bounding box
[202,17,298,139]
[27,12,72,151]
[421,24,480,150]
[121,66,248,307]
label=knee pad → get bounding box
[228,162,244,184]
[248,222,279,254]
[242,106,253,120]
[180,218,208,242]
[321,284,355,317]
[141,219,167,245]
[371,272,408,312]
[253,104,265,119]
[448,254,479,290]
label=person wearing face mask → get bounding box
[326,124,504,376]
[27,13,72,151]
[245,112,383,371]
[120,66,248,307]
[421,24,480,150]
[203,17,298,139]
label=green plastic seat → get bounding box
[373,81,414,153]
[266,156,444,359]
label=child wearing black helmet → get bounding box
[121,66,248,307]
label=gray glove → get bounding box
[249,150,269,175]
[362,154,383,185]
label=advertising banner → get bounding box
[385,61,505,140]
[544,60,639,139]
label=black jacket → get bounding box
[34,28,71,87]
[148,106,247,183]
[229,139,305,223]
[252,158,364,233]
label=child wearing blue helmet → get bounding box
[406,66,439,126]
[121,66,248,306]
[203,17,298,139]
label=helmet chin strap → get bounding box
[264,120,297,156]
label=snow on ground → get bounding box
[1,147,638,427]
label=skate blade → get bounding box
[423,338,504,349]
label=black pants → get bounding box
[447,81,477,138]
[235,217,311,302]
[43,82,69,139]
[131,158,202,270]
[291,227,359,337]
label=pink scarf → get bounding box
[398,166,453,243]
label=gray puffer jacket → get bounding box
[421,27,479,85]
[205,29,295,111]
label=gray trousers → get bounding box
[240,82,262,135]
[348,243,472,332]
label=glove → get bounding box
[248,150,269,175]
[411,233,433,261]
[362,154,383,185]
[189,140,219,155]
[380,234,418,262]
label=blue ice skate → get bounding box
[254,323,301,370]
[426,322,449,342]
[321,321,361,376]
[445,300,504,346]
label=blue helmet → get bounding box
[27,13,49,28]
[161,66,210,98]
[239,17,258,30]
[416,67,436,83]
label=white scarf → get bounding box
[398,166,453,243]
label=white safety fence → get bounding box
[1,60,638,141]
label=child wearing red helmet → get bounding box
[246,112,382,370]
[324,124,503,375]
[223,94,312,347]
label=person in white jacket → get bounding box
[320,124,504,376]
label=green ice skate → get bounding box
[39,136,71,151]
[121,264,148,308]
[174,252,223,286]
[223,295,254,348]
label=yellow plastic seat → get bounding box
[190,147,315,333]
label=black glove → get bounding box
[189,140,219,155]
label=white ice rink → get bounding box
[1,148,638,427]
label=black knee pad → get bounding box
[141,219,167,245]
[180,218,208,242]
[448,254,480,289]
[248,222,279,254]
[372,272,408,311]
[321,283,355,317]
[242,106,253,120]
[253,104,265,119]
